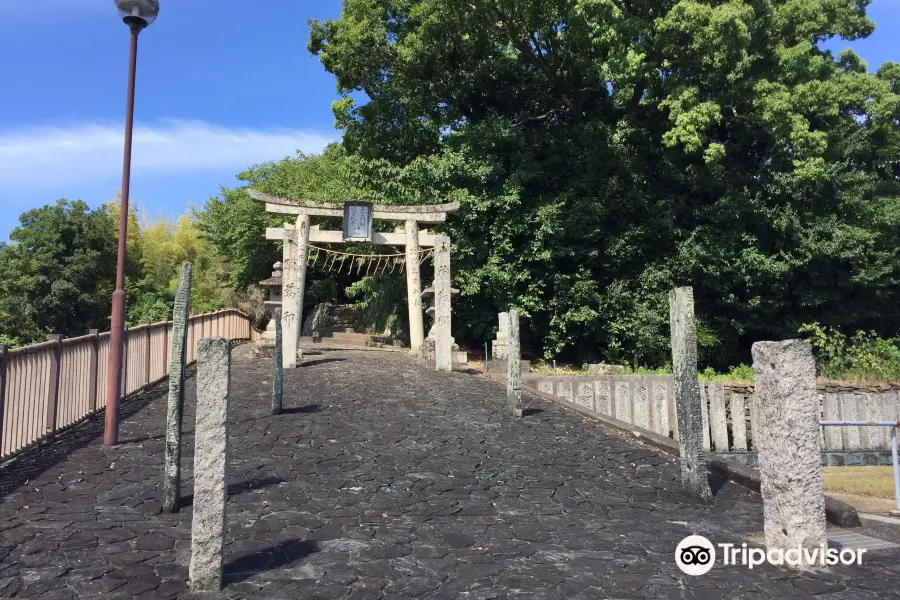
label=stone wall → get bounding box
[523,373,900,453]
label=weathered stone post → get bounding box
[294,213,312,361]
[669,287,713,504]
[752,340,826,564]
[281,227,300,369]
[405,219,425,351]
[492,312,510,360]
[189,338,231,592]
[433,236,452,372]
[163,262,192,513]
[272,309,283,416]
[507,310,522,418]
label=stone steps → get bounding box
[299,336,407,352]
[329,305,362,329]
[320,327,367,334]
[301,330,408,350]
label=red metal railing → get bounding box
[0,308,261,461]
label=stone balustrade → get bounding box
[525,373,900,453]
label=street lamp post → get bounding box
[104,0,160,447]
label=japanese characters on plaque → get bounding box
[343,201,374,242]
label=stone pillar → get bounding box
[163,262,192,514]
[507,309,522,418]
[669,287,713,504]
[294,213,311,362]
[405,219,425,351]
[189,338,231,592]
[433,236,452,372]
[492,312,510,360]
[272,309,283,416]
[281,227,300,369]
[752,340,826,563]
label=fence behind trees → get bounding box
[0,309,260,461]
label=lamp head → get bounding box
[115,0,160,28]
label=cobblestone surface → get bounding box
[1,345,899,599]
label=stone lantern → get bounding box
[258,262,283,341]
[419,281,468,365]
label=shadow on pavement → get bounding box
[301,358,346,368]
[178,476,285,509]
[119,433,165,445]
[709,471,729,497]
[224,539,320,585]
[0,372,180,502]
[280,405,323,415]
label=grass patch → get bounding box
[823,466,897,499]
[531,362,585,376]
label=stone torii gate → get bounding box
[249,189,460,371]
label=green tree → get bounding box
[170,214,229,313]
[126,213,231,324]
[196,186,280,293]
[106,195,143,284]
[309,0,900,367]
[0,200,117,345]
[197,144,368,304]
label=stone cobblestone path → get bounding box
[1,345,899,599]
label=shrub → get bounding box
[799,323,900,381]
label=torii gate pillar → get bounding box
[433,236,453,371]
[281,213,311,368]
[405,219,425,351]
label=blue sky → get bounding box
[0,1,898,239]
[0,0,344,237]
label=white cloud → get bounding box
[0,119,337,188]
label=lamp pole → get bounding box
[105,1,160,447]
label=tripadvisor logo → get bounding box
[675,535,866,575]
[676,535,716,576]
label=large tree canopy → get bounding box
[307,0,900,367]
[0,200,117,345]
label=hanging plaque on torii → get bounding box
[343,201,374,242]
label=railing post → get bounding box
[121,326,128,398]
[163,318,170,377]
[145,322,152,387]
[46,334,63,438]
[0,344,8,453]
[892,426,900,513]
[88,330,100,413]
